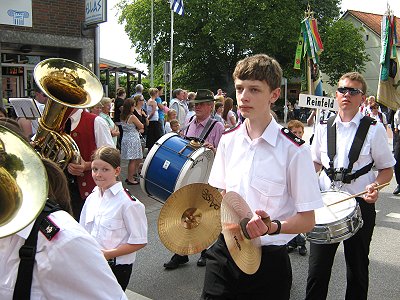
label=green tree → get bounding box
[319,20,370,86]
[118,0,340,94]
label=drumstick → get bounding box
[327,182,390,207]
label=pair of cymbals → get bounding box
[158,184,265,274]
[158,183,222,256]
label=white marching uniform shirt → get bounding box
[80,182,148,265]
[0,210,127,300]
[311,112,395,195]
[209,118,323,245]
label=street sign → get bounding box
[299,94,339,112]
[85,0,107,26]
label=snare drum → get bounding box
[140,133,214,202]
[306,190,363,244]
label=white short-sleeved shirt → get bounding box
[311,112,395,194]
[80,182,148,265]
[209,118,323,245]
[0,210,127,300]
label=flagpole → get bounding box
[170,2,174,101]
[150,0,154,86]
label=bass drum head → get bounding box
[175,147,215,190]
[315,190,357,225]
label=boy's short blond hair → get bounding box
[233,54,282,90]
[287,120,304,131]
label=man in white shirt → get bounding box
[306,72,394,300]
[169,88,188,126]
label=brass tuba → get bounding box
[32,58,104,170]
[0,125,48,238]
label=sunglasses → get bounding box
[337,87,364,96]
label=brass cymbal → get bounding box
[221,191,261,275]
[158,183,222,255]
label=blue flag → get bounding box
[171,0,184,16]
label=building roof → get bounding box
[343,10,400,45]
[99,58,146,76]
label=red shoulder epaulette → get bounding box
[39,217,60,241]
[124,189,138,201]
[223,123,241,135]
[281,128,305,146]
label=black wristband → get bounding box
[269,220,281,235]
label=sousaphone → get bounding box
[33,58,104,169]
[0,125,48,238]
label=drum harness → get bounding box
[184,115,218,145]
[323,115,376,189]
[13,200,61,300]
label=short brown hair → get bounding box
[233,54,282,90]
[338,72,367,94]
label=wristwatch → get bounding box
[269,220,281,235]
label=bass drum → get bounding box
[140,133,214,202]
[306,190,363,244]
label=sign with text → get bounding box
[0,0,32,27]
[299,94,339,112]
[85,0,107,26]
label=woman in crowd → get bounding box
[100,97,120,147]
[133,94,148,153]
[120,98,144,185]
[146,88,163,150]
[222,97,237,128]
[89,102,103,116]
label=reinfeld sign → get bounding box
[299,94,339,112]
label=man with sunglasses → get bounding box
[305,72,395,300]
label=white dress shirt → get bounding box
[209,118,323,245]
[70,109,115,148]
[80,182,148,265]
[311,112,395,194]
[0,210,127,300]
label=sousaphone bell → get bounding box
[33,58,104,169]
[0,125,48,238]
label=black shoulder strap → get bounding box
[200,119,218,142]
[326,115,375,183]
[326,115,337,180]
[13,201,61,300]
[346,116,374,173]
[184,115,196,136]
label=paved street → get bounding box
[123,124,400,300]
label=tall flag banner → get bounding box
[294,12,324,96]
[171,0,184,16]
[377,12,400,110]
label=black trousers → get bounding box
[111,264,133,291]
[306,197,376,300]
[202,234,292,300]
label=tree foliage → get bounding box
[118,0,341,94]
[319,20,370,86]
